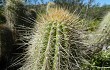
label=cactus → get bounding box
[81,12,110,69]
[5,0,25,26]
[20,3,84,70]
[5,0,23,29]
[86,12,110,56]
[1,0,36,68]
[46,2,56,13]
[5,0,36,35]
[5,0,37,51]
[0,24,15,70]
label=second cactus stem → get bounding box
[86,12,110,56]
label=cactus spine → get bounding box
[20,3,83,70]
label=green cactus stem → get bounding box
[20,4,84,70]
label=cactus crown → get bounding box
[45,7,78,23]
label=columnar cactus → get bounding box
[5,0,36,36]
[0,24,15,70]
[20,3,84,70]
[2,0,36,69]
[5,0,25,29]
[86,12,110,55]
[5,0,26,24]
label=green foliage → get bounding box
[92,50,110,67]
[88,49,110,70]
[87,20,100,32]
[81,49,110,70]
